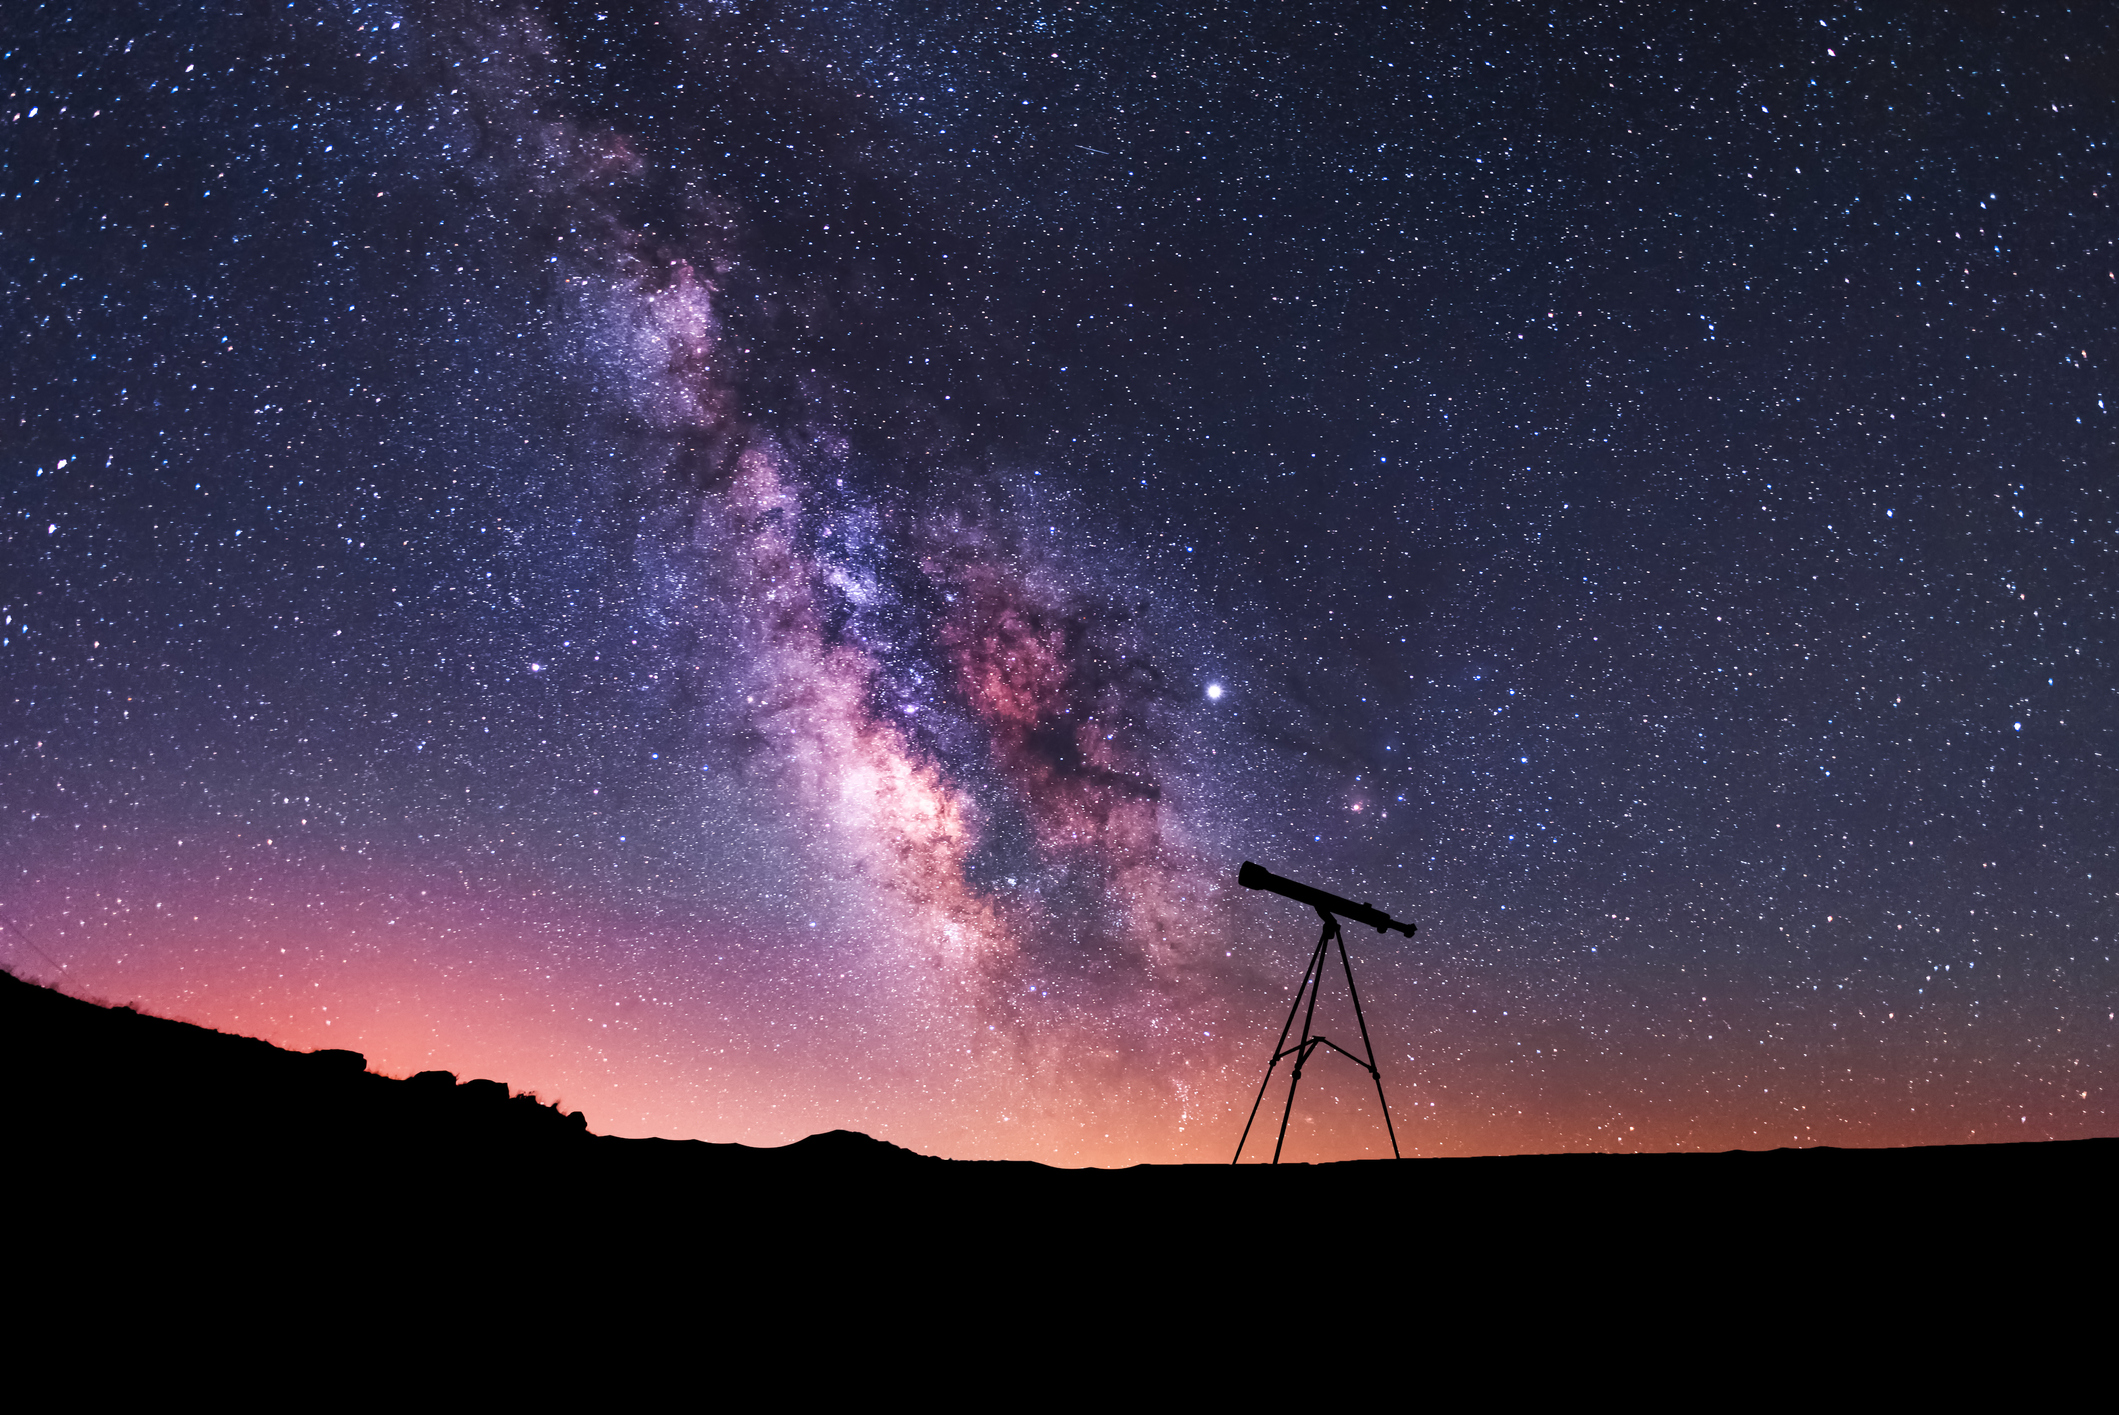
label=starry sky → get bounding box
[5,1,2114,1163]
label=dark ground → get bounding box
[12,967,2107,1225]
[8,964,2107,1367]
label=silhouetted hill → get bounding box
[8,966,2110,1289]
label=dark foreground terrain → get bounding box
[9,966,2109,1330]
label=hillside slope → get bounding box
[9,967,2109,1273]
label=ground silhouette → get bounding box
[8,966,2109,1289]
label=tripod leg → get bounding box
[1270,1036,1326,1167]
[1233,927,1329,1163]
[1271,920,1337,1165]
[1335,929,1402,1160]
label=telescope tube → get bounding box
[1237,861,1415,936]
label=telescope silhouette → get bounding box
[1237,861,1415,937]
[1232,861,1414,1163]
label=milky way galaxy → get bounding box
[5,2,2114,1162]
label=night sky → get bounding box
[5,1,2114,1163]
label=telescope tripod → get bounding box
[1233,907,1401,1164]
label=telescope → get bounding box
[1232,860,1415,1164]
[1237,861,1415,937]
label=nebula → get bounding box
[443,52,1271,1158]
